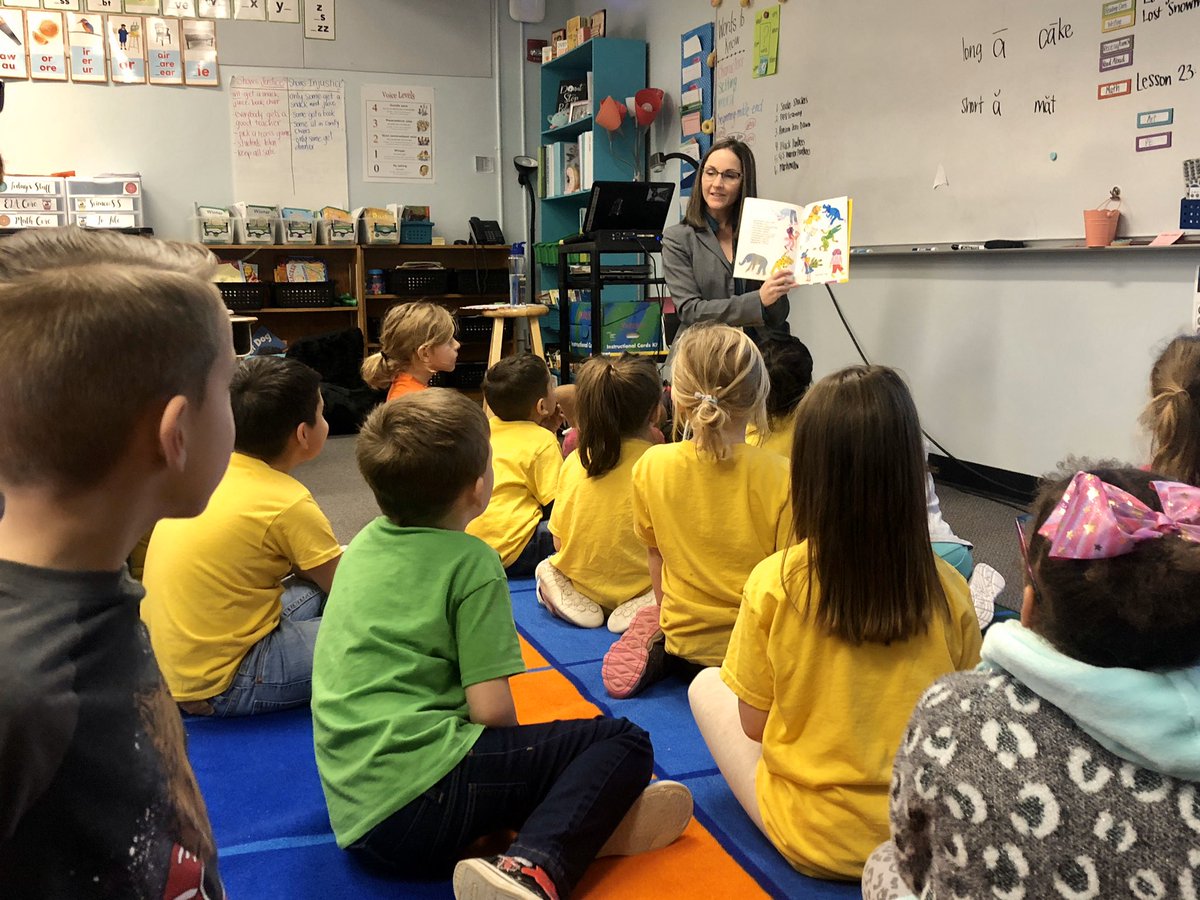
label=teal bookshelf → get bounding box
[539,38,647,353]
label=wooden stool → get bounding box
[480,303,550,367]
[230,314,258,357]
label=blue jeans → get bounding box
[207,577,325,717]
[348,716,653,896]
[505,519,555,578]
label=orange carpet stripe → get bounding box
[518,635,550,670]
[509,663,769,899]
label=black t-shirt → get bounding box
[0,559,224,898]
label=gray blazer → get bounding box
[661,221,790,339]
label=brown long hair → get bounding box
[682,138,758,234]
[575,354,661,477]
[789,365,946,644]
[671,324,768,460]
[1140,334,1200,485]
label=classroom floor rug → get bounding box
[186,578,864,899]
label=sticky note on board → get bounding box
[682,61,702,83]
[682,88,702,108]
[681,111,702,137]
[682,35,702,56]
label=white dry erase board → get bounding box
[714,0,1200,244]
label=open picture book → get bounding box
[732,195,852,285]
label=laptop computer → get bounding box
[562,181,675,245]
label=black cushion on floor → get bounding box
[285,327,385,434]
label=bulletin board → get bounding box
[714,0,1200,244]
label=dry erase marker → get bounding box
[912,246,936,252]
[850,247,872,254]
[951,243,985,250]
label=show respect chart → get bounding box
[361,84,434,183]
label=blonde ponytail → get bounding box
[361,350,396,390]
[671,324,768,459]
[1141,335,1200,485]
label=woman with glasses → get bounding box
[662,138,795,342]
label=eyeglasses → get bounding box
[702,167,742,184]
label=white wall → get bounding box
[0,0,542,247]
[562,0,1200,477]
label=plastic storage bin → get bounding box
[271,282,338,307]
[217,282,267,311]
[66,176,143,229]
[0,175,67,228]
[389,266,450,295]
[400,221,434,244]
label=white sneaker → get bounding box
[534,559,604,629]
[597,780,693,857]
[607,590,658,634]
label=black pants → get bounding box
[348,716,653,897]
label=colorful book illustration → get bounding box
[732,196,852,285]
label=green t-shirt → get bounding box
[312,520,525,846]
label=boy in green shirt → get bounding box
[312,389,692,900]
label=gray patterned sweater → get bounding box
[890,642,1200,898]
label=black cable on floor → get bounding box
[823,282,1032,510]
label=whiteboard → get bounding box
[714,0,1200,244]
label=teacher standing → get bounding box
[662,138,795,342]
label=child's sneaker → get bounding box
[535,559,604,629]
[601,603,666,699]
[606,590,657,634]
[597,780,693,857]
[453,854,560,900]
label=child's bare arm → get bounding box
[298,553,341,595]
[647,546,664,602]
[465,676,518,728]
[737,699,768,743]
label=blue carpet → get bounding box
[186,576,862,899]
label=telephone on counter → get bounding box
[469,217,506,246]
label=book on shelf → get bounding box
[732,196,852,286]
[579,131,594,191]
[556,77,587,114]
[563,142,581,195]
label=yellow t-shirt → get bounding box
[746,409,798,460]
[141,452,342,701]
[721,544,981,879]
[466,418,561,567]
[631,441,792,666]
[548,438,653,611]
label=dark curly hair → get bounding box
[1025,465,1200,669]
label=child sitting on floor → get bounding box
[361,300,459,401]
[0,228,228,896]
[690,364,981,881]
[466,353,563,577]
[536,355,662,633]
[745,334,813,459]
[602,324,793,699]
[312,389,692,900]
[142,355,342,717]
[1140,333,1200,483]
[865,466,1200,899]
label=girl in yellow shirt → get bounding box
[688,365,982,880]
[360,301,459,402]
[602,324,793,699]
[536,355,663,632]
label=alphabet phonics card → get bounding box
[66,11,107,82]
[232,0,265,21]
[181,17,217,85]
[0,9,28,79]
[26,11,68,81]
[107,14,145,82]
[146,14,181,84]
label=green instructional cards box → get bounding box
[569,300,662,355]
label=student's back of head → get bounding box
[482,352,552,422]
[232,356,322,462]
[760,334,813,427]
[575,354,661,478]
[357,388,490,527]
[790,365,945,645]
[0,228,228,496]
[670,323,768,459]
[361,301,456,390]
[1024,465,1200,670]
[1141,334,1200,485]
